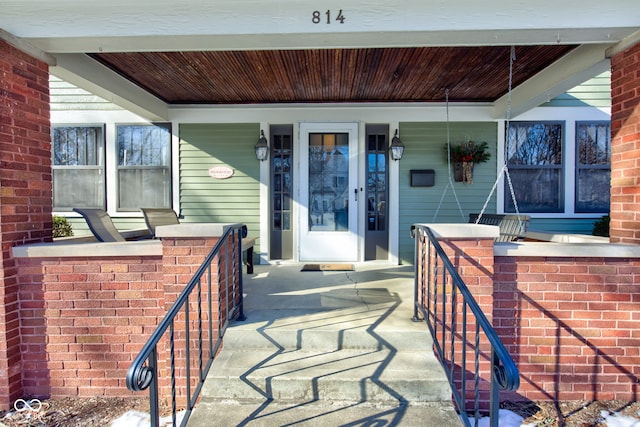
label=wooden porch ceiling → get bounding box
[90,45,577,105]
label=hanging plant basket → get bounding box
[453,161,475,184]
[453,162,473,184]
[445,141,490,185]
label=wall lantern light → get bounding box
[255,130,269,161]
[389,129,405,161]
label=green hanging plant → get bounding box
[445,141,491,163]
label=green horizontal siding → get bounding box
[543,72,611,108]
[398,122,498,264]
[49,76,121,111]
[179,123,261,254]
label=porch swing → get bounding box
[433,46,530,242]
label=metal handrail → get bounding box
[126,224,246,427]
[411,224,519,427]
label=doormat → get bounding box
[301,263,354,272]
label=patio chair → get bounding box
[140,208,180,238]
[73,208,127,242]
[139,208,257,273]
[469,213,531,242]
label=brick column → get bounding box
[413,224,498,411]
[610,41,640,243]
[154,223,242,407]
[0,40,52,406]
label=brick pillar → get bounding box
[610,41,640,243]
[414,225,497,411]
[0,39,52,406]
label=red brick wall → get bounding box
[15,255,165,398]
[0,40,52,407]
[494,256,640,402]
[11,234,242,409]
[610,41,640,243]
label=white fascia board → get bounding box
[492,44,612,120]
[3,0,639,52]
[26,28,639,54]
[50,53,168,121]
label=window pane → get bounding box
[308,133,349,231]
[507,122,562,165]
[118,168,170,209]
[118,124,170,166]
[505,169,563,213]
[577,122,610,165]
[53,127,102,166]
[117,123,171,211]
[576,169,610,212]
[53,168,105,210]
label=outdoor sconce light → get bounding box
[255,130,269,161]
[389,129,405,161]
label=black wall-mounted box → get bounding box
[410,169,435,187]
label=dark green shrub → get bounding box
[592,215,610,237]
[53,215,73,238]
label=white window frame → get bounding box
[503,120,565,214]
[115,122,172,212]
[575,121,611,214]
[52,124,106,211]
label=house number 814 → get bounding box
[312,9,345,24]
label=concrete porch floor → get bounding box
[187,263,461,426]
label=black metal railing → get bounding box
[411,224,519,427]
[126,224,246,427]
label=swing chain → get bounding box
[476,45,522,225]
[433,88,465,222]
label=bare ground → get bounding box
[0,397,639,426]
[0,397,149,427]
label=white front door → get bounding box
[299,123,359,261]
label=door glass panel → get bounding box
[366,134,388,232]
[272,134,293,231]
[308,133,349,231]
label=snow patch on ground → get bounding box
[601,411,640,427]
[467,409,525,427]
[465,409,640,427]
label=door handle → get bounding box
[354,188,358,202]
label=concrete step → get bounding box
[187,400,463,426]
[202,349,451,403]
[222,324,432,352]
[224,304,433,352]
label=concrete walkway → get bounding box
[187,263,461,426]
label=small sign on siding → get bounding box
[208,166,234,179]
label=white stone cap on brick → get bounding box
[11,223,244,258]
[154,223,242,238]
[11,239,162,258]
[413,223,500,239]
[495,241,640,258]
[524,230,608,243]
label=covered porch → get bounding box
[1,0,640,416]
